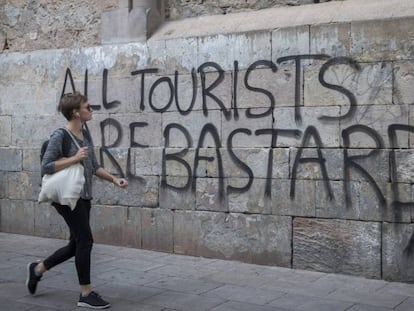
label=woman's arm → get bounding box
[95,167,128,188]
[54,148,88,172]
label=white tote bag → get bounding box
[38,128,85,210]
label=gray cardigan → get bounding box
[41,127,101,200]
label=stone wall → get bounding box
[165,0,341,20]
[0,0,343,53]
[1,0,414,282]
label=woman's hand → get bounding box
[75,147,89,162]
[113,177,128,188]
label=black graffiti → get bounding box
[342,124,386,209]
[60,53,414,255]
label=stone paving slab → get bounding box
[1,232,414,311]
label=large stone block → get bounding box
[93,175,158,207]
[220,148,289,179]
[0,148,22,172]
[86,77,142,114]
[12,115,62,148]
[351,17,414,61]
[0,199,35,235]
[23,148,41,172]
[315,180,392,221]
[3,46,68,81]
[144,71,203,113]
[198,31,271,71]
[394,61,414,105]
[174,211,292,267]
[97,112,162,148]
[383,223,414,282]
[159,176,195,210]
[272,25,309,59]
[274,106,341,148]
[310,23,351,57]
[165,37,198,73]
[236,64,296,110]
[162,148,198,177]
[34,203,68,240]
[227,178,271,214]
[91,204,139,247]
[0,173,8,199]
[162,110,222,148]
[293,218,381,278]
[8,171,41,201]
[99,148,130,176]
[196,178,228,212]
[141,207,173,252]
[272,179,316,217]
[0,116,11,147]
[289,148,343,180]
[133,147,163,176]
[392,150,414,183]
[339,148,389,183]
[304,61,393,108]
[222,109,273,148]
[340,104,409,148]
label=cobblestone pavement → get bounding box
[1,232,414,311]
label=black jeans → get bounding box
[43,198,93,285]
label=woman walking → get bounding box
[26,92,128,309]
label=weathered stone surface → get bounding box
[222,109,273,148]
[392,150,414,183]
[310,23,351,56]
[0,148,22,172]
[272,179,316,217]
[272,25,309,59]
[293,218,381,278]
[8,171,41,201]
[274,106,341,148]
[101,7,148,44]
[383,223,414,282]
[198,32,271,71]
[165,37,198,73]
[93,175,158,207]
[12,116,63,148]
[174,211,292,267]
[0,173,8,199]
[166,0,329,21]
[237,64,296,110]
[91,204,142,248]
[227,178,271,214]
[351,17,414,61]
[22,149,41,172]
[162,110,222,148]
[91,204,128,245]
[0,199,34,235]
[123,206,142,248]
[134,147,163,176]
[219,148,289,179]
[159,176,195,210]
[0,116,11,147]
[34,203,68,239]
[340,105,409,148]
[340,148,389,183]
[394,61,414,105]
[304,61,393,108]
[141,207,173,252]
[196,178,228,212]
[289,148,343,180]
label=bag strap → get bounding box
[61,127,82,150]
